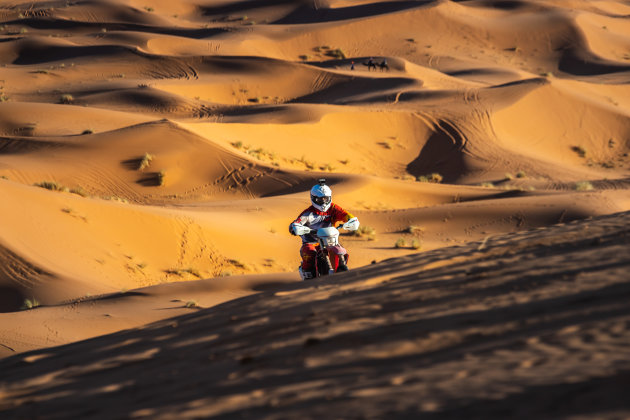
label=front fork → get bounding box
[318,245,348,275]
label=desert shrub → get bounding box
[185,300,198,308]
[417,173,443,183]
[231,141,243,149]
[59,94,74,104]
[571,146,587,158]
[69,186,89,197]
[105,196,129,203]
[516,171,526,178]
[82,129,93,135]
[353,225,376,241]
[575,181,594,191]
[34,181,68,192]
[299,55,309,61]
[326,48,346,59]
[405,225,424,235]
[228,259,247,269]
[411,239,422,250]
[137,153,153,171]
[429,173,443,183]
[394,238,407,248]
[167,268,201,278]
[297,156,315,170]
[21,298,40,310]
[157,170,166,186]
[505,173,514,180]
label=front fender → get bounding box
[327,245,347,255]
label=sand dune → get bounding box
[1,0,629,417]
[1,210,629,418]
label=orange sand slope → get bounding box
[1,211,629,419]
[1,0,630,416]
[0,0,629,375]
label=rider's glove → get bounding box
[290,223,310,236]
[342,217,360,231]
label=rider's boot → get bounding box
[299,266,315,280]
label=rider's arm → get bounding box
[331,204,354,225]
[289,209,311,235]
[331,204,359,230]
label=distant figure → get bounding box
[379,59,389,72]
[350,61,355,70]
[363,57,377,71]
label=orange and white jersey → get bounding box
[290,204,354,244]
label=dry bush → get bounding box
[34,181,68,192]
[59,94,74,104]
[138,153,154,171]
[417,173,443,183]
[405,225,424,235]
[575,181,594,191]
[21,298,40,310]
[353,225,376,241]
[571,146,587,158]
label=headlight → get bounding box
[325,237,338,246]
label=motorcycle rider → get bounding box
[289,179,360,279]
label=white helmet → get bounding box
[310,179,332,212]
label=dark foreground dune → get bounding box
[1,211,629,419]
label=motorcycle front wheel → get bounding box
[317,254,333,276]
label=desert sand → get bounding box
[1,0,629,418]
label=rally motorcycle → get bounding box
[293,218,359,279]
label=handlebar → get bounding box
[300,225,347,236]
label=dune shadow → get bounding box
[8,17,226,40]
[0,212,629,418]
[13,44,136,65]
[137,172,163,187]
[0,286,27,313]
[273,0,434,24]
[451,0,530,11]
[290,76,417,105]
[406,120,468,183]
[559,48,630,76]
